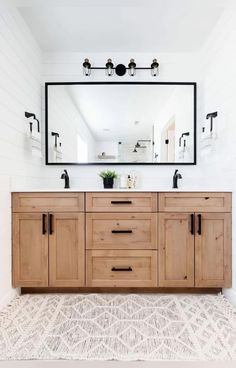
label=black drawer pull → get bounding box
[197,214,202,235]
[111,201,132,204]
[49,214,54,235]
[112,230,133,234]
[190,214,195,235]
[111,267,132,272]
[42,214,47,235]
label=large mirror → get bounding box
[45,82,196,165]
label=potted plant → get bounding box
[99,170,118,189]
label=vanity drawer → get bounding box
[86,192,157,212]
[159,192,231,212]
[86,213,158,250]
[12,192,84,212]
[86,250,158,287]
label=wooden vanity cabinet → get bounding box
[12,193,85,288]
[49,212,85,287]
[195,212,231,287]
[13,213,48,287]
[12,191,232,290]
[159,213,195,287]
[159,193,232,288]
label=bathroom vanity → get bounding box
[12,191,232,291]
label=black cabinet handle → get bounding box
[42,214,47,235]
[111,267,132,272]
[49,214,54,235]
[197,214,202,235]
[112,230,133,234]
[190,214,195,235]
[111,201,132,204]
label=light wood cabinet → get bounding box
[86,213,157,250]
[159,192,231,212]
[159,213,194,287]
[86,192,157,212]
[13,213,48,287]
[49,213,85,287]
[86,250,157,287]
[12,196,85,288]
[195,213,231,287]
[12,192,84,213]
[12,191,232,290]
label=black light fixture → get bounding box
[105,58,114,76]
[115,64,127,76]
[151,58,159,76]
[128,58,136,76]
[82,58,159,77]
[83,58,91,76]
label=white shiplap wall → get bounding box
[199,2,236,304]
[0,4,47,307]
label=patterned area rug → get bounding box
[0,294,236,361]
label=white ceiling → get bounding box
[15,0,230,52]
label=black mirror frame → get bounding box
[45,81,197,165]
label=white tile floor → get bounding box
[0,294,235,362]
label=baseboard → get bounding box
[21,287,222,294]
[0,288,19,310]
[223,288,236,306]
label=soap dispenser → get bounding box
[127,175,132,189]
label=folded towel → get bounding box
[28,132,42,158]
[52,147,63,162]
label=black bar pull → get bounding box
[111,267,132,272]
[112,230,133,234]
[197,214,202,235]
[42,214,47,235]
[111,200,132,204]
[190,214,195,235]
[49,214,54,235]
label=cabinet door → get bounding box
[159,213,194,287]
[49,213,85,286]
[13,213,48,287]
[195,213,231,287]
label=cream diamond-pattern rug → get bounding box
[0,294,236,361]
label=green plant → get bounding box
[99,170,118,179]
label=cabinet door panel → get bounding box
[195,213,231,287]
[86,213,157,250]
[49,213,85,286]
[159,213,194,287]
[86,250,157,287]
[13,213,48,287]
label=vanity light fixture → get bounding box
[105,59,114,76]
[128,58,136,76]
[25,111,40,132]
[83,58,91,76]
[151,59,159,76]
[82,58,159,77]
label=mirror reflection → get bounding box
[46,83,196,164]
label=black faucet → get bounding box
[61,170,70,189]
[173,169,182,189]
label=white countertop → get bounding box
[11,188,232,193]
